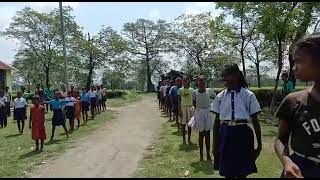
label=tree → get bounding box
[215,2,257,78]
[122,19,172,92]
[257,2,300,112]
[1,6,83,88]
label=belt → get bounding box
[221,120,248,126]
[295,152,320,166]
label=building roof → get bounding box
[0,60,15,70]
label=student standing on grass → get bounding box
[169,77,183,131]
[13,91,28,134]
[29,95,46,151]
[211,64,262,178]
[159,81,165,111]
[45,84,53,113]
[101,85,107,112]
[281,71,294,96]
[0,90,7,128]
[47,91,75,141]
[88,86,97,119]
[80,88,90,124]
[188,76,216,162]
[177,76,194,145]
[65,91,77,131]
[166,80,174,120]
[96,85,102,114]
[274,34,320,178]
[74,90,81,129]
[5,87,11,118]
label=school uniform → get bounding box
[177,87,194,125]
[275,88,320,178]
[88,91,97,108]
[166,85,172,108]
[97,90,103,106]
[188,88,216,132]
[169,85,181,115]
[4,91,11,117]
[0,96,7,128]
[65,97,76,119]
[211,87,261,177]
[49,99,74,127]
[31,105,46,140]
[13,97,27,122]
[80,92,90,112]
[102,88,107,103]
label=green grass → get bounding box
[108,91,143,107]
[0,91,143,178]
[133,108,282,178]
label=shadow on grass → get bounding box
[190,161,215,175]
[179,143,198,152]
[19,150,42,159]
[5,134,21,138]
[45,139,63,145]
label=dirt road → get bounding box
[31,95,165,178]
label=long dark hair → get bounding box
[221,64,248,88]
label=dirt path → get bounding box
[30,95,165,178]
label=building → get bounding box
[0,60,15,91]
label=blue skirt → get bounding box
[219,124,257,177]
[81,101,90,112]
[281,154,320,178]
[0,106,7,122]
[14,107,26,121]
[65,106,75,119]
[90,97,96,108]
[52,109,65,127]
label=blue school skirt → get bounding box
[81,101,90,112]
[14,107,27,121]
[0,106,7,123]
[218,124,257,177]
[52,109,66,127]
[280,153,320,178]
[90,97,96,108]
[65,106,75,119]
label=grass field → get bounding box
[133,107,283,178]
[0,91,142,178]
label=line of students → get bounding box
[157,34,320,178]
[0,84,108,152]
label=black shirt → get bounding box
[275,88,320,156]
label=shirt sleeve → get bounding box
[211,94,221,114]
[249,94,261,115]
[177,88,181,96]
[275,95,293,121]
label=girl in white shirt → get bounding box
[13,91,28,134]
[211,64,262,178]
[0,90,8,128]
[65,91,77,131]
[88,86,97,119]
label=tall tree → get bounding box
[123,19,172,92]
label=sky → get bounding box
[0,2,222,65]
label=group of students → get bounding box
[157,34,320,178]
[0,84,107,152]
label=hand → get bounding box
[283,157,303,178]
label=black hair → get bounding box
[221,64,248,88]
[294,33,320,61]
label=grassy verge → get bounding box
[133,108,282,178]
[0,91,143,178]
[108,91,143,107]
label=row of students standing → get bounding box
[2,84,108,152]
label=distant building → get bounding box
[0,60,15,91]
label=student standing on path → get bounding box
[274,34,320,178]
[188,76,216,161]
[88,86,97,120]
[96,86,103,114]
[101,85,107,112]
[0,90,7,128]
[29,95,46,151]
[65,91,77,131]
[177,76,194,145]
[211,64,262,178]
[169,77,183,131]
[80,88,90,124]
[13,91,28,134]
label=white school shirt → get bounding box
[160,86,167,97]
[65,97,76,106]
[192,88,216,109]
[88,91,96,98]
[211,87,261,121]
[13,97,27,109]
[0,96,7,107]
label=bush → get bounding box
[214,87,307,108]
[106,91,127,99]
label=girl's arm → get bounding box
[29,108,32,129]
[252,113,262,160]
[274,119,303,178]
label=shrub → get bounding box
[106,91,127,99]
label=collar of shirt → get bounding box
[227,87,242,93]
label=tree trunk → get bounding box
[86,55,94,91]
[146,59,154,92]
[240,14,246,78]
[270,39,283,113]
[45,68,50,89]
[255,62,261,88]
